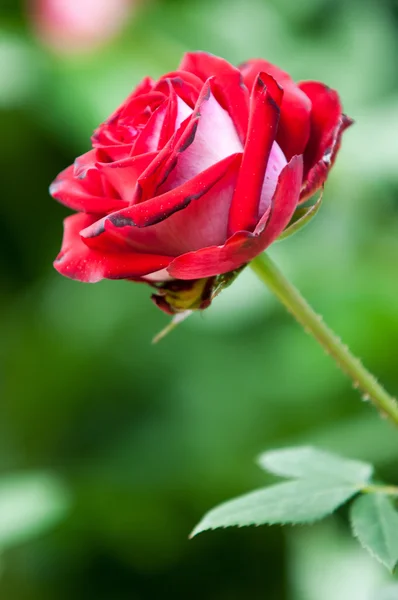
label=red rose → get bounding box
[51,52,352,313]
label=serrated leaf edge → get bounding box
[350,494,398,572]
[191,481,359,538]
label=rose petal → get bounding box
[93,76,155,144]
[155,80,193,148]
[81,153,241,256]
[154,77,194,133]
[175,94,194,132]
[159,70,203,108]
[168,155,303,280]
[132,128,188,204]
[95,144,134,162]
[299,82,341,170]
[228,72,283,235]
[96,152,157,203]
[253,154,303,242]
[131,100,169,154]
[180,51,249,142]
[239,59,311,159]
[298,81,353,201]
[157,79,243,194]
[54,213,172,282]
[92,90,165,152]
[50,150,126,214]
[258,141,287,219]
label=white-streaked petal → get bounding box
[159,90,243,193]
[258,141,287,218]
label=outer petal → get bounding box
[81,153,241,256]
[179,51,249,142]
[168,155,303,280]
[50,150,126,214]
[253,155,303,241]
[239,59,311,159]
[54,213,173,282]
[228,72,283,235]
[298,81,353,201]
[137,153,241,226]
[179,51,241,82]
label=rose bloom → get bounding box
[51,52,352,313]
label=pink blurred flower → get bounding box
[29,0,137,54]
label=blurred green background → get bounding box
[1,0,398,598]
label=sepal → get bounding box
[278,191,322,241]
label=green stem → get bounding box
[361,484,398,496]
[250,253,398,428]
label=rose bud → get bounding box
[50,52,352,313]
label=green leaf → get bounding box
[0,472,71,549]
[191,479,358,537]
[258,446,373,484]
[278,194,322,241]
[350,493,398,571]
